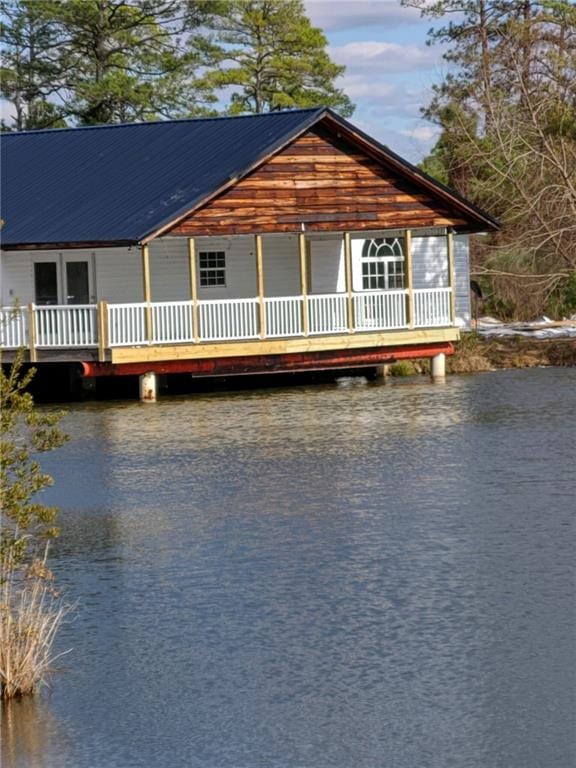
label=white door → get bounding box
[34,254,95,305]
[63,258,93,305]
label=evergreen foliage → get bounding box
[0,0,353,128]
[204,0,354,116]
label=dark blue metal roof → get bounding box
[0,108,326,247]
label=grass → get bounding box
[447,333,493,374]
[0,549,70,700]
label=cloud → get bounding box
[339,77,398,100]
[341,78,425,119]
[400,125,440,142]
[330,41,440,73]
[305,1,421,31]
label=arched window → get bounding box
[361,237,405,290]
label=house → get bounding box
[0,108,499,400]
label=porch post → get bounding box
[343,232,354,333]
[141,244,153,343]
[27,302,37,363]
[97,300,108,362]
[187,238,199,342]
[255,234,266,338]
[404,229,414,328]
[298,232,309,336]
[447,230,456,324]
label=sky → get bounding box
[0,0,447,164]
[305,0,448,163]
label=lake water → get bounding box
[2,368,575,768]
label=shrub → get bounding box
[0,352,69,699]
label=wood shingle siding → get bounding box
[169,128,469,237]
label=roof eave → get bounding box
[1,238,139,251]
[320,110,501,232]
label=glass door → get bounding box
[65,261,90,305]
[34,262,59,305]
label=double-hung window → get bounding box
[199,251,226,287]
[361,238,405,290]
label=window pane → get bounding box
[34,262,58,305]
[199,251,226,286]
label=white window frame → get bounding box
[198,250,226,288]
[361,237,405,291]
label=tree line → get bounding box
[405,0,576,319]
[0,0,353,130]
[2,0,574,319]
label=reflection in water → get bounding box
[8,369,576,768]
[1,697,69,768]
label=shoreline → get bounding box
[448,333,576,374]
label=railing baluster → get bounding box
[5,290,453,352]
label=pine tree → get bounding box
[0,0,219,128]
[0,0,66,130]
[205,0,354,116]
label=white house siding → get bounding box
[309,236,345,294]
[262,235,300,297]
[1,249,31,305]
[411,235,448,289]
[454,235,471,329]
[1,230,471,328]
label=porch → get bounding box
[0,285,453,356]
[0,228,463,365]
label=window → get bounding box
[34,262,58,305]
[199,251,226,287]
[361,238,405,290]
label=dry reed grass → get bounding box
[448,334,493,374]
[0,548,71,700]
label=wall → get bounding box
[454,235,471,329]
[1,231,471,327]
[169,126,472,237]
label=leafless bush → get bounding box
[0,546,71,700]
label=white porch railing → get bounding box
[265,297,303,337]
[35,305,98,347]
[152,301,194,344]
[413,287,451,327]
[353,290,408,331]
[199,298,259,341]
[108,303,147,346]
[0,287,454,351]
[308,294,348,335]
[0,306,28,348]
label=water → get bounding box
[2,369,575,768]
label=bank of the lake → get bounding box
[453,333,576,371]
[2,368,575,768]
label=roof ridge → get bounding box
[0,108,327,138]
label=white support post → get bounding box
[139,371,157,402]
[447,230,456,325]
[431,353,446,381]
[374,364,391,380]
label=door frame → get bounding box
[62,253,95,304]
[32,252,96,305]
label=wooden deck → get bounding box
[1,288,457,368]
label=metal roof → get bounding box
[0,108,326,247]
[0,107,499,248]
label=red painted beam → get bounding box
[81,342,454,378]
